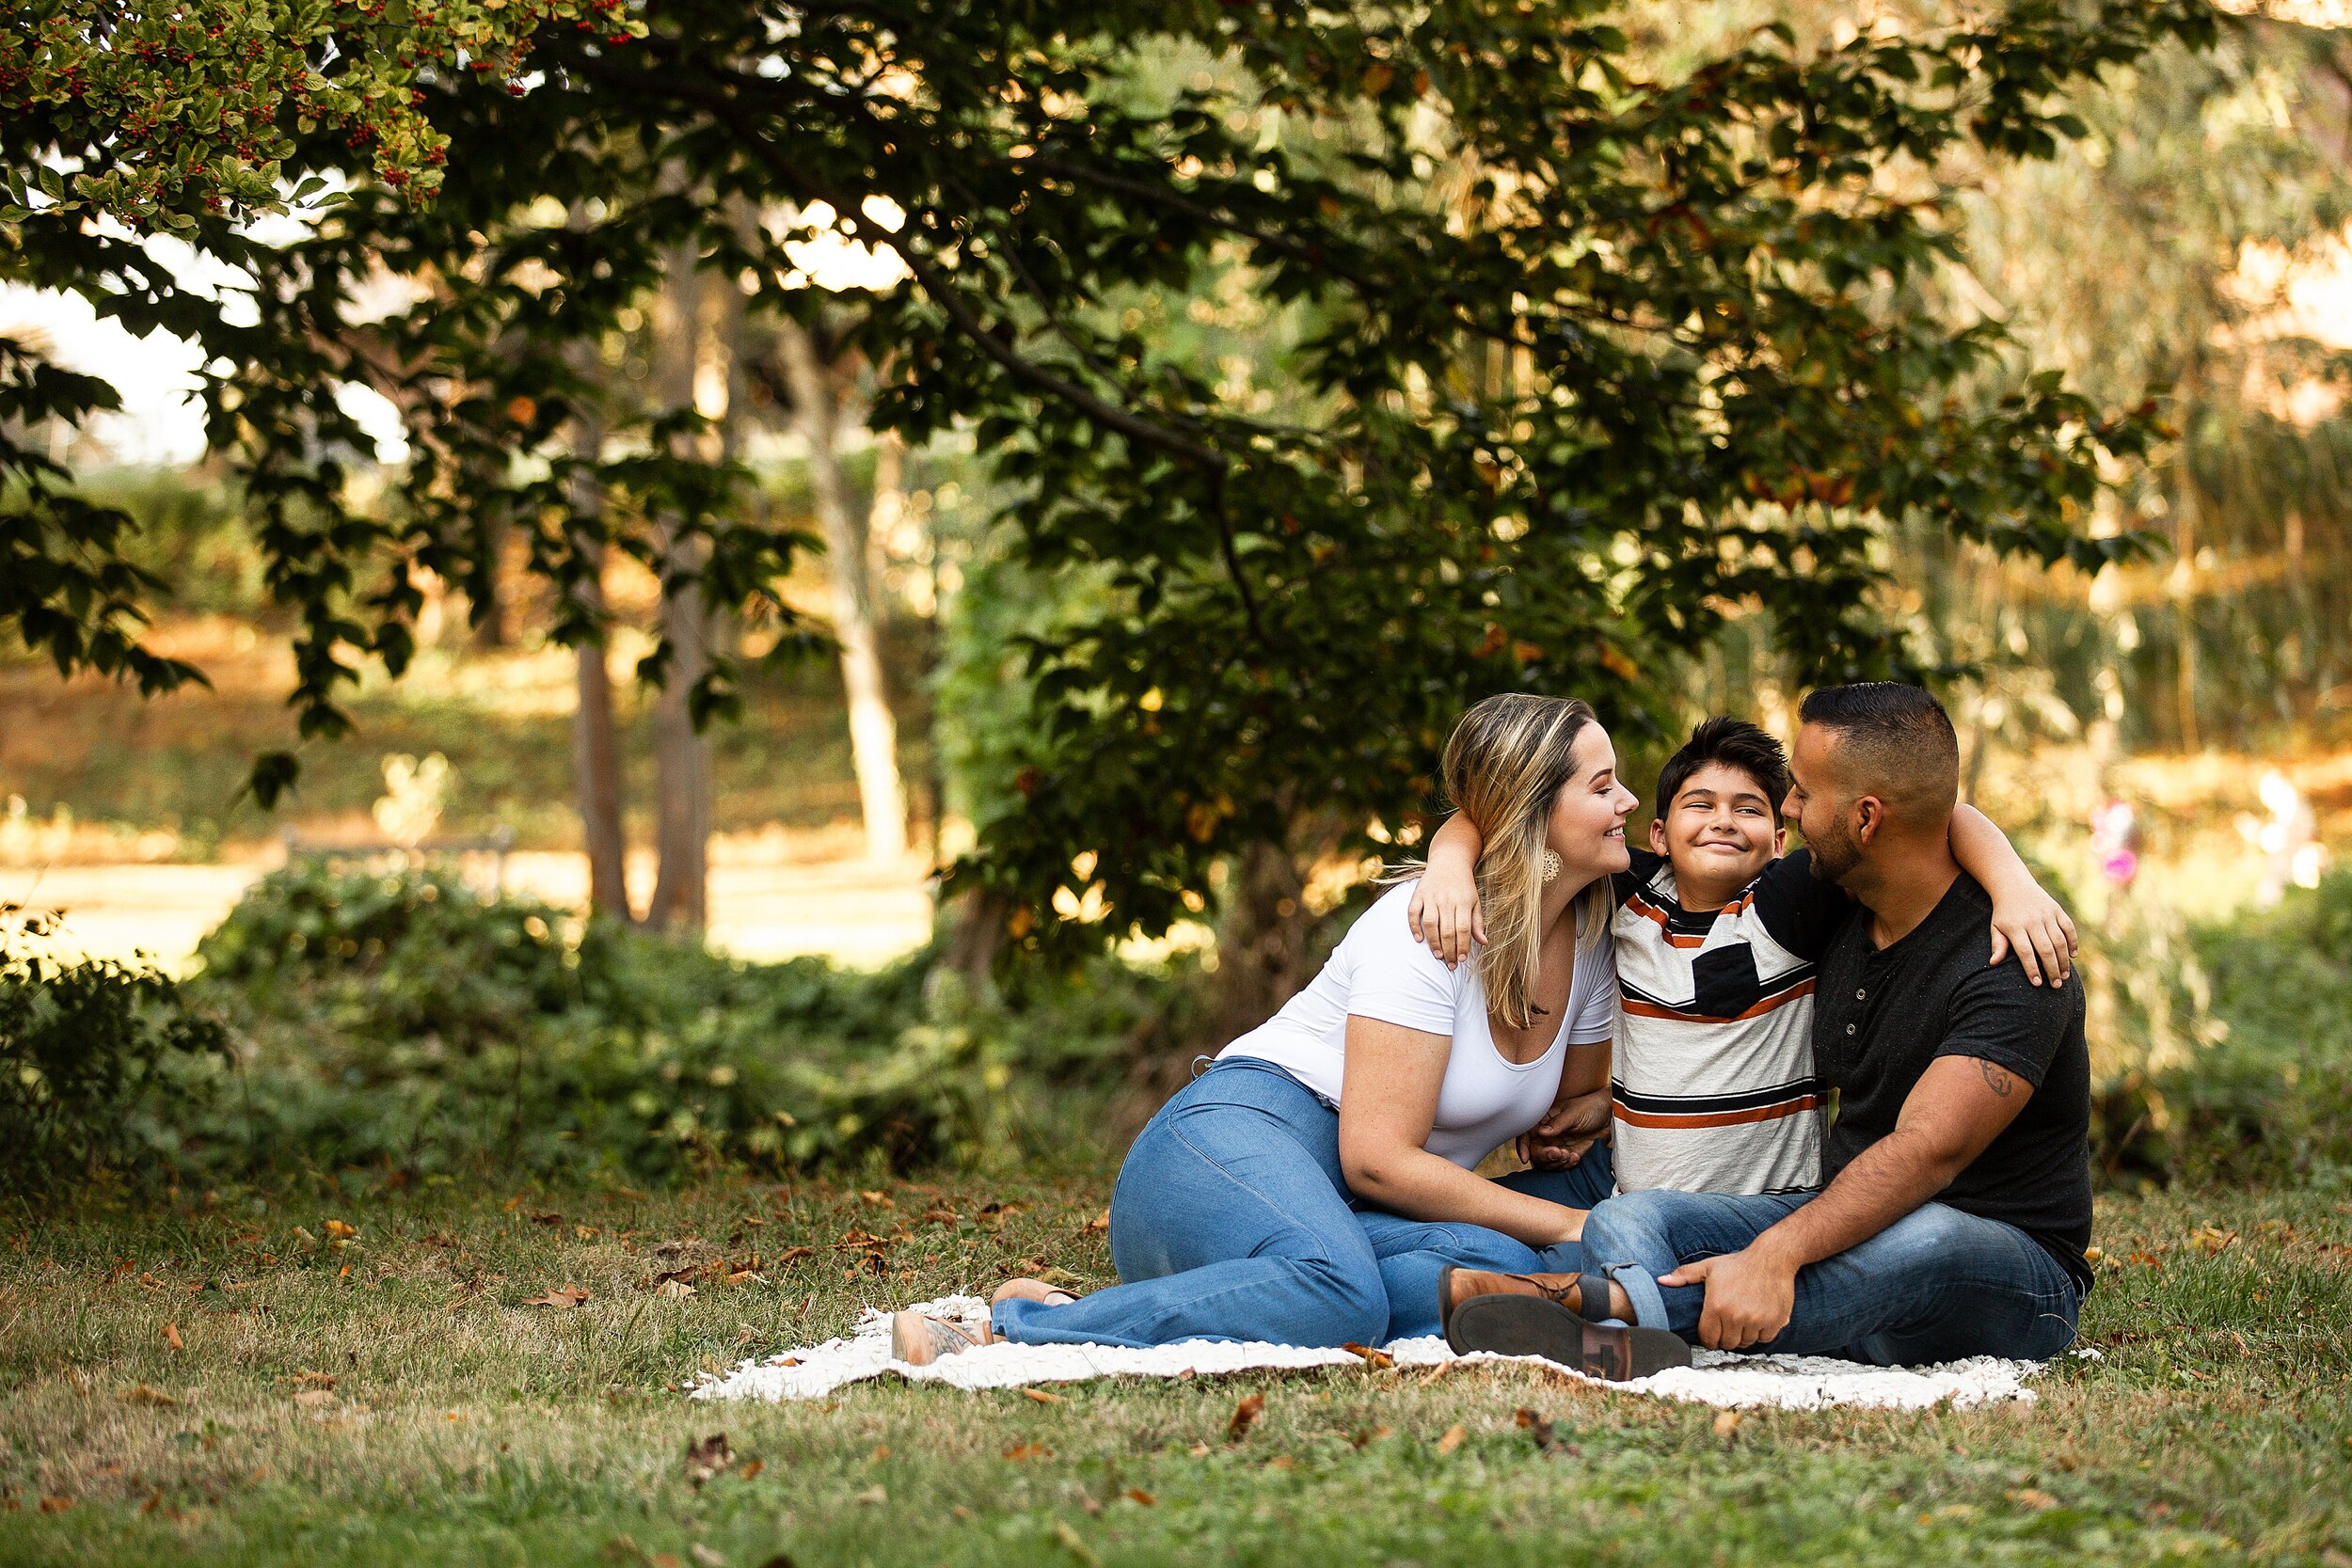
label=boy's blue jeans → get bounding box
[1580,1187,2084,1366]
[993,1057,1612,1349]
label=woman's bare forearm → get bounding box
[1347,1148,1581,1246]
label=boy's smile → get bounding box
[1647,760,1785,911]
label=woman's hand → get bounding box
[1517,1087,1612,1170]
[1988,884,2079,988]
[1406,861,1486,968]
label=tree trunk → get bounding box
[866,429,905,628]
[1206,840,1314,1048]
[647,557,713,930]
[645,244,718,931]
[777,316,908,863]
[469,515,510,649]
[568,409,630,919]
[572,563,630,919]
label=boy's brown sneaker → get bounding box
[890,1311,994,1367]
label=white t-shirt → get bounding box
[1218,882,1618,1168]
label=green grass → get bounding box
[3,1171,2348,1567]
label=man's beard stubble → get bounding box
[1805,820,1862,886]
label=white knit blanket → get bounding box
[691,1293,2051,1411]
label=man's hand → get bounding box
[1660,1244,1798,1351]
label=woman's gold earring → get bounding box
[1541,849,1562,884]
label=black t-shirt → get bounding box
[1812,871,2095,1293]
[1613,847,1853,960]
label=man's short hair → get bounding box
[1655,717,1790,819]
[1796,683,1961,821]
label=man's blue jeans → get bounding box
[993,1058,1613,1349]
[1579,1187,2084,1365]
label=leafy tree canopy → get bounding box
[3,0,2217,952]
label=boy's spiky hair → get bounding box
[1654,717,1791,819]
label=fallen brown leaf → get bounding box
[1226,1391,1265,1442]
[654,1279,696,1300]
[1350,1425,1393,1449]
[162,1323,183,1352]
[1434,1423,1467,1455]
[1515,1407,1554,1449]
[1003,1442,1052,1461]
[772,1246,815,1266]
[2010,1486,2059,1512]
[1082,1212,1110,1233]
[683,1433,735,1489]
[323,1219,358,1240]
[39,1497,73,1514]
[522,1286,592,1308]
[1023,1386,1068,1405]
[858,1190,896,1208]
[528,1211,565,1227]
[291,1371,337,1389]
[1122,1487,1156,1506]
[868,1444,891,1462]
[1341,1342,1395,1370]
[121,1385,180,1407]
[735,1460,764,1481]
[294,1388,339,1410]
[1712,1409,1743,1439]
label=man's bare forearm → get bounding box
[1746,1128,1961,1269]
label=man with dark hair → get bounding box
[1549,682,2091,1366]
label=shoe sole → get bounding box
[1445,1293,1692,1382]
[888,1310,936,1366]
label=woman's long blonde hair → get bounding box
[1427,692,1613,1029]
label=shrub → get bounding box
[179,864,1177,1183]
[0,907,230,1194]
[2089,868,2352,1187]
[197,863,609,1052]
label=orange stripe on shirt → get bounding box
[1623,893,1707,949]
[1618,978,1816,1025]
[1613,1095,1822,1130]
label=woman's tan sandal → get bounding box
[992,1277,1079,1308]
[890,1311,994,1367]
[1444,1292,1692,1383]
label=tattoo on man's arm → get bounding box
[1978,1060,2014,1098]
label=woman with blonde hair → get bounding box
[891,693,1690,1379]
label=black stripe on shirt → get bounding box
[1611,1077,1827,1116]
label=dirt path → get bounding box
[0,850,934,974]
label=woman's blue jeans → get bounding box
[992,1057,1615,1349]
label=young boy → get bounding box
[1407,716,2075,1200]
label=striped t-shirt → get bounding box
[1609,847,1851,1196]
